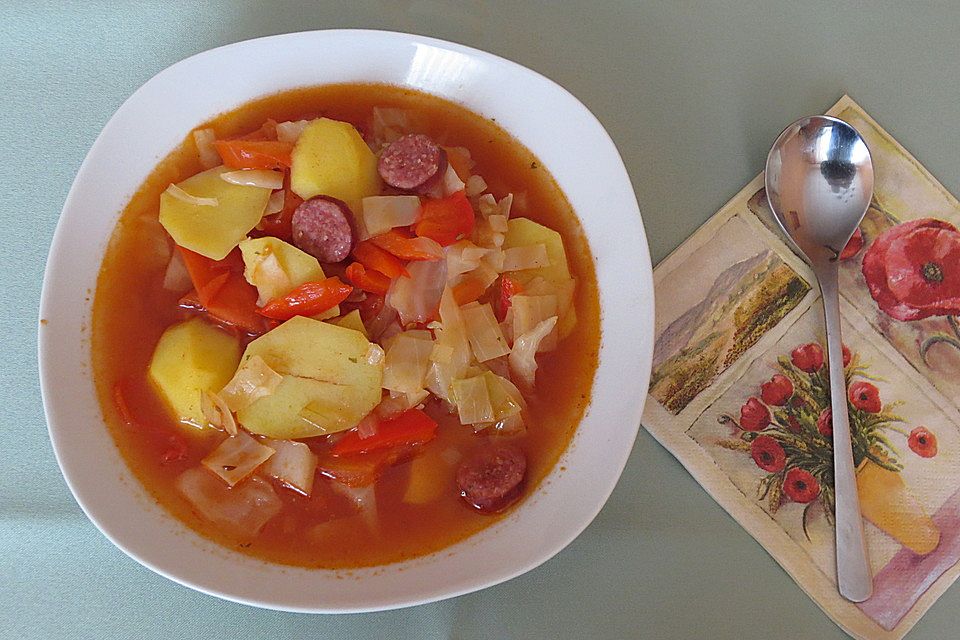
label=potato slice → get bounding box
[290,118,380,213]
[148,318,242,428]
[236,317,384,439]
[159,166,272,260]
[502,218,577,337]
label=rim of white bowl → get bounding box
[38,29,654,613]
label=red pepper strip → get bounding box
[452,276,488,306]
[177,248,266,334]
[370,229,444,261]
[496,275,524,322]
[352,240,409,278]
[316,446,412,487]
[415,190,475,246]
[345,263,391,297]
[214,139,293,170]
[258,277,353,321]
[332,408,438,456]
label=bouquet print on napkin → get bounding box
[643,96,960,640]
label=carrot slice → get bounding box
[453,277,488,306]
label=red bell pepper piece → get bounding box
[496,275,524,321]
[177,247,265,334]
[415,190,475,246]
[258,277,353,321]
[214,139,293,170]
[345,263,391,297]
[352,240,409,278]
[370,229,444,261]
[332,408,438,456]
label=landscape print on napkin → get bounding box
[643,96,960,640]
[650,213,811,414]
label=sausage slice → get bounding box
[291,196,355,263]
[456,444,527,513]
[378,133,447,193]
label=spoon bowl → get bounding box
[765,115,875,603]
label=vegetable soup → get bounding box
[92,83,600,568]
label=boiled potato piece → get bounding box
[502,218,577,337]
[239,236,326,304]
[159,166,272,260]
[236,316,384,439]
[329,309,368,338]
[290,118,380,213]
[148,318,242,428]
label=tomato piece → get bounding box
[415,191,475,246]
[214,139,293,170]
[496,275,524,322]
[258,278,353,321]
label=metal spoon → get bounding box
[765,115,874,603]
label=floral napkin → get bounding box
[642,95,960,640]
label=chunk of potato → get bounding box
[159,166,271,260]
[239,236,325,304]
[329,309,368,338]
[290,118,380,213]
[148,318,242,428]
[503,218,577,338]
[236,316,384,439]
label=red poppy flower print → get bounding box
[862,218,960,321]
[849,381,882,413]
[739,397,770,431]
[751,435,786,472]
[791,343,824,373]
[786,415,802,433]
[761,374,793,406]
[784,468,820,503]
[840,227,864,260]
[842,344,852,367]
[817,408,833,437]
[909,427,938,458]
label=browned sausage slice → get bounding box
[456,444,527,513]
[378,133,447,192]
[291,196,355,263]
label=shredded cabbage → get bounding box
[387,259,447,325]
[446,241,488,278]
[264,190,285,215]
[452,375,495,425]
[176,468,281,537]
[509,315,558,388]
[162,248,192,293]
[502,244,550,271]
[192,129,220,169]
[382,331,434,394]
[498,193,515,219]
[461,302,511,362]
[201,432,275,487]
[200,390,238,435]
[262,438,317,495]
[371,107,411,145]
[220,355,284,412]
[360,196,421,239]
[478,194,498,217]
[328,481,379,530]
[276,119,310,143]
[511,294,559,351]
[221,169,284,190]
[425,287,472,401]
[465,175,488,198]
[488,214,508,233]
[441,164,466,197]
[165,183,218,207]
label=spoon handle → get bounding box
[818,266,873,602]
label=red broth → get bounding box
[91,84,600,568]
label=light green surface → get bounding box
[4,2,960,638]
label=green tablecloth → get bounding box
[5,2,960,638]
